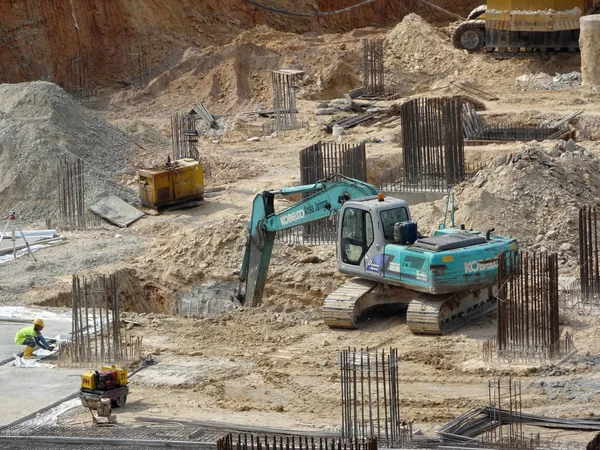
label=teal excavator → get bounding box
[236,175,518,335]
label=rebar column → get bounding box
[339,348,409,448]
[127,37,149,88]
[171,112,199,160]
[485,377,524,446]
[58,157,86,230]
[217,434,377,450]
[497,251,561,362]
[362,39,384,96]
[66,54,93,100]
[400,97,465,192]
[277,141,367,245]
[579,206,600,300]
[60,274,142,367]
[272,70,302,132]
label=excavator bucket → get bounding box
[239,231,275,307]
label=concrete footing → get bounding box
[385,190,446,205]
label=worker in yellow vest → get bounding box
[14,318,55,359]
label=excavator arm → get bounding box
[237,174,379,307]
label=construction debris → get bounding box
[516,71,582,90]
[439,406,600,444]
[325,112,377,133]
[190,103,216,129]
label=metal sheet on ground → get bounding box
[88,195,144,228]
[0,230,60,256]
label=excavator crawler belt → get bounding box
[407,293,497,335]
[322,278,377,329]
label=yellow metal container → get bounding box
[81,371,97,390]
[138,159,204,210]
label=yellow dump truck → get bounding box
[138,158,204,212]
[453,0,600,52]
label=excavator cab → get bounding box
[340,203,410,265]
[338,196,412,274]
[340,207,374,265]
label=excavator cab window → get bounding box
[380,207,409,241]
[341,207,374,265]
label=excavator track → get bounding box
[323,278,497,335]
[452,19,580,54]
[322,278,377,329]
[406,289,497,335]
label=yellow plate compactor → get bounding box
[80,365,129,409]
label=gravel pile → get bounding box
[0,81,138,223]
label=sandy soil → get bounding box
[4,12,600,447]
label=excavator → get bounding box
[236,174,518,335]
[452,0,600,53]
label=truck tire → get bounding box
[467,5,486,20]
[452,20,485,52]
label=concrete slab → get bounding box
[0,306,80,426]
[0,365,82,426]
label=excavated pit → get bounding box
[178,280,239,317]
[35,271,238,318]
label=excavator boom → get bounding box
[237,174,379,307]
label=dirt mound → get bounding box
[3,0,487,86]
[411,141,600,270]
[204,154,265,185]
[0,81,136,222]
[385,14,469,89]
[136,218,344,309]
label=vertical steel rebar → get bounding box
[495,251,562,363]
[339,348,402,446]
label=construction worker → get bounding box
[14,318,55,359]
